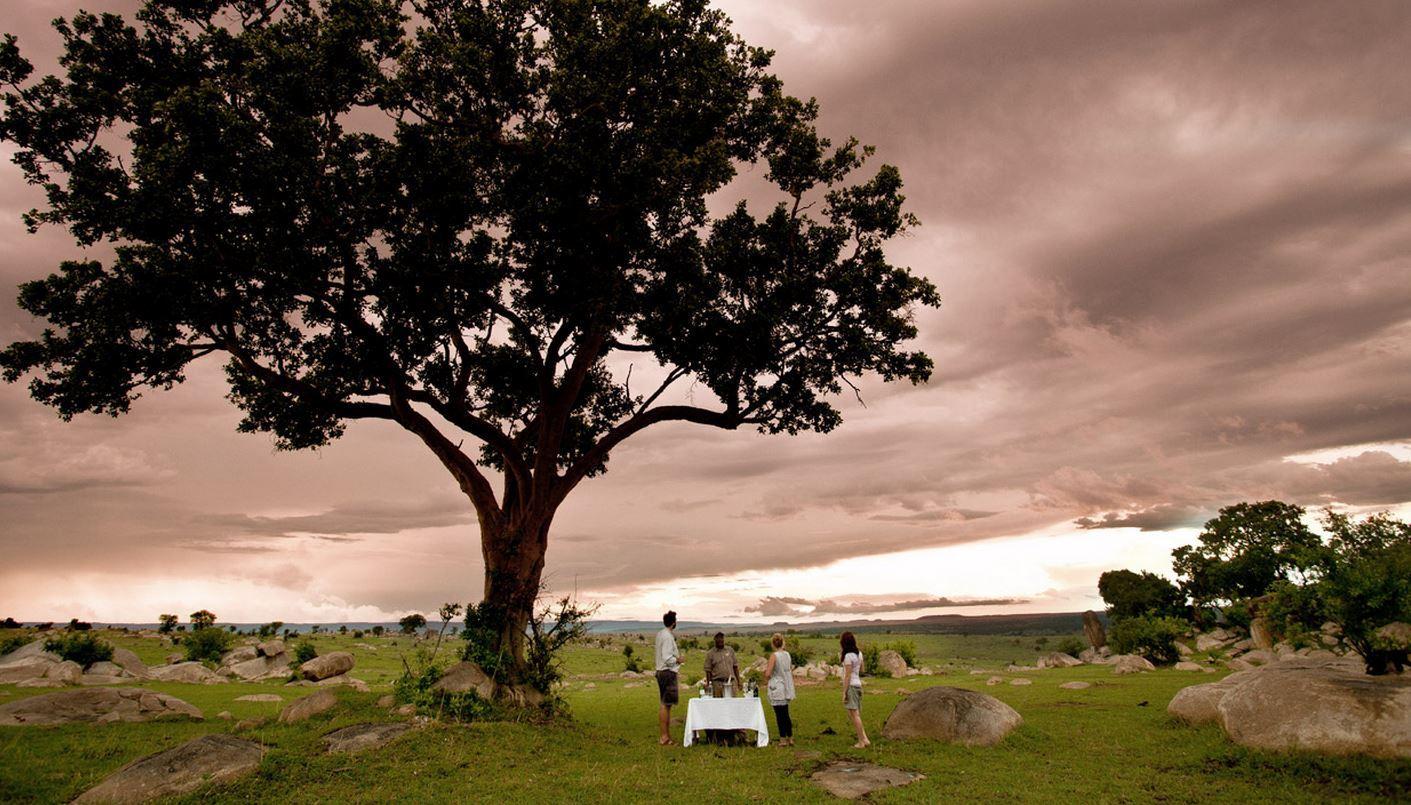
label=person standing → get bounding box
[764,633,796,746]
[654,611,681,746]
[704,632,740,697]
[840,631,870,749]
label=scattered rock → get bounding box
[0,687,202,725]
[919,667,934,675]
[395,704,416,716]
[216,711,234,720]
[322,722,414,754]
[224,653,292,682]
[811,761,925,800]
[1112,655,1156,675]
[1036,652,1082,669]
[87,661,130,678]
[985,676,1004,686]
[1082,610,1107,648]
[256,639,286,658]
[1195,634,1228,652]
[234,694,283,703]
[377,694,395,708]
[1176,642,1194,657]
[300,652,355,682]
[1059,681,1091,690]
[73,734,263,804]
[1079,647,1113,665]
[877,650,909,678]
[148,662,226,685]
[1010,678,1032,686]
[881,686,1023,746]
[1229,638,1253,652]
[278,689,339,724]
[624,682,642,689]
[431,662,498,699]
[584,683,597,690]
[1242,650,1275,666]
[1174,661,1204,672]
[315,674,369,692]
[220,646,260,667]
[165,652,184,664]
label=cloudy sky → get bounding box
[2,0,1410,624]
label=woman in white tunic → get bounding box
[763,633,797,746]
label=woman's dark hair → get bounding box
[839,631,860,665]
[663,611,677,628]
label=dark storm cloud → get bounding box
[3,1,1411,618]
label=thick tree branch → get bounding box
[387,383,503,527]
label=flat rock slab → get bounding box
[1059,681,1092,690]
[322,722,415,754]
[0,687,201,725]
[810,762,924,800]
[74,735,262,804]
[234,694,284,702]
[278,689,338,723]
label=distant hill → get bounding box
[586,611,1098,636]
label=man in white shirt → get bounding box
[654,610,681,746]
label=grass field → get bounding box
[2,628,1409,803]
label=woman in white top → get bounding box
[839,631,870,748]
[763,633,797,746]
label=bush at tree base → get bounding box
[1108,616,1186,666]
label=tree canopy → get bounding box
[1171,500,1320,610]
[0,0,939,676]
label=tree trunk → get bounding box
[480,512,553,680]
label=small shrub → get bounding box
[44,632,113,668]
[1109,615,1186,666]
[353,630,365,639]
[882,640,917,667]
[1056,636,1086,657]
[784,636,814,665]
[183,627,234,665]
[861,643,885,677]
[293,641,317,665]
[1222,600,1253,630]
[394,665,493,721]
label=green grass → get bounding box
[2,629,1409,803]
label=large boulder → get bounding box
[0,687,201,725]
[1112,655,1156,675]
[300,652,355,681]
[110,647,150,678]
[278,689,339,723]
[87,661,131,678]
[1078,647,1113,665]
[1195,634,1228,652]
[73,735,262,804]
[148,662,226,684]
[0,638,58,666]
[1036,652,1082,669]
[220,646,260,667]
[225,653,292,682]
[431,662,498,699]
[880,686,1022,746]
[1082,610,1106,648]
[46,660,84,685]
[1217,657,1411,757]
[256,639,286,657]
[876,650,909,678]
[1167,671,1254,725]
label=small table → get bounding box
[682,696,770,747]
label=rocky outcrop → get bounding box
[110,648,150,678]
[1249,617,1275,651]
[0,687,202,725]
[1079,647,1113,665]
[73,735,262,804]
[1036,652,1082,669]
[224,653,292,682]
[880,686,1022,746]
[300,652,354,681]
[1082,610,1106,648]
[256,639,286,657]
[322,722,415,754]
[148,662,226,684]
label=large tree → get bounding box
[0,0,939,678]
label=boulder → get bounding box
[1176,641,1193,657]
[322,722,414,754]
[881,686,1022,746]
[225,653,292,682]
[1082,610,1106,648]
[220,646,259,666]
[148,662,226,684]
[278,689,339,724]
[314,674,369,692]
[810,761,924,800]
[1249,617,1275,651]
[1112,655,1156,675]
[1167,672,1253,725]
[985,676,1004,686]
[73,734,262,804]
[1241,650,1275,666]
[1229,639,1253,652]
[1225,659,1254,672]
[165,652,184,664]
[300,652,354,681]
[256,639,286,657]
[0,639,57,666]
[1036,652,1082,669]
[806,665,828,681]
[46,660,84,685]
[1174,661,1204,672]
[1374,622,1411,651]
[1010,678,1032,686]
[87,661,130,678]
[0,687,201,725]
[1079,647,1113,665]
[1059,681,1091,690]
[1195,634,1228,652]
[877,650,908,678]
[431,662,497,699]
[0,656,59,684]
[235,694,284,702]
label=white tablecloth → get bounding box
[682,697,770,747]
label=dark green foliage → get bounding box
[882,640,917,667]
[462,602,511,683]
[258,621,284,638]
[372,626,385,637]
[65,618,92,631]
[293,640,317,664]
[399,614,427,635]
[1098,569,1184,620]
[353,630,364,639]
[1171,501,1320,609]
[861,643,884,677]
[1308,510,1411,674]
[394,664,494,722]
[2,636,31,655]
[1056,636,1086,657]
[1108,616,1186,666]
[183,626,233,665]
[189,610,217,630]
[523,597,597,696]
[44,632,113,668]
[0,617,20,629]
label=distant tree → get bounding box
[66,618,92,631]
[157,614,178,634]
[338,624,348,634]
[1172,501,1321,610]
[257,621,284,638]
[0,617,20,629]
[399,614,428,635]
[189,609,217,630]
[371,625,385,637]
[0,0,938,682]
[1098,570,1184,620]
